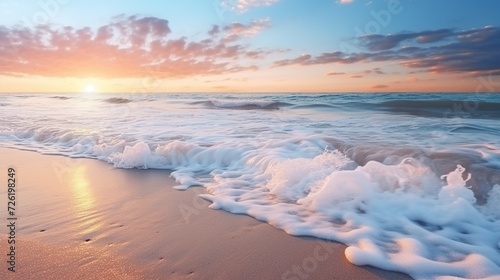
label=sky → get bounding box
[0,0,499,93]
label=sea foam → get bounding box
[98,136,500,279]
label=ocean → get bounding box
[1,92,500,279]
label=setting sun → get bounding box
[85,84,95,93]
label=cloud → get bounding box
[221,18,271,42]
[215,0,280,13]
[273,51,401,67]
[0,16,272,78]
[350,75,363,78]
[274,26,500,77]
[234,0,281,12]
[371,84,389,89]
[208,25,220,36]
[362,68,385,75]
[338,0,354,4]
[358,29,454,51]
[325,71,345,76]
[371,67,385,75]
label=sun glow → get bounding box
[85,84,95,93]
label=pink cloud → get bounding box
[0,16,271,79]
[371,84,389,89]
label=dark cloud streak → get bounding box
[274,26,500,77]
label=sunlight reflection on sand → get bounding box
[69,166,101,235]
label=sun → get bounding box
[85,84,95,93]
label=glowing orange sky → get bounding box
[0,0,499,93]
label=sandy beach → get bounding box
[0,147,412,279]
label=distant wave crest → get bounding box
[206,99,288,110]
[375,99,500,118]
[49,96,72,100]
[104,97,132,104]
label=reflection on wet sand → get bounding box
[69,166,102,235]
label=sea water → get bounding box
[1,92,499,279]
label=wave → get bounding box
[49,96,72,100]
[325,138,500,204]
[375,99,500,118]
[94,138,500,279]
[104,97,132,104]
[284,99,500,118]
[4,124,499,205]
[2,130,500,279]
[206,99,290,110]
[450,124,500,135]
[291,103,339,110]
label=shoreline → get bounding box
[0,147,411,279]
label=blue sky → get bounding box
[0,0,499,92]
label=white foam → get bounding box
[265,151,354,201]
[110,141,152,169]
[199,149,500,279]
[439,165,476,204]
[479,184,500,221]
